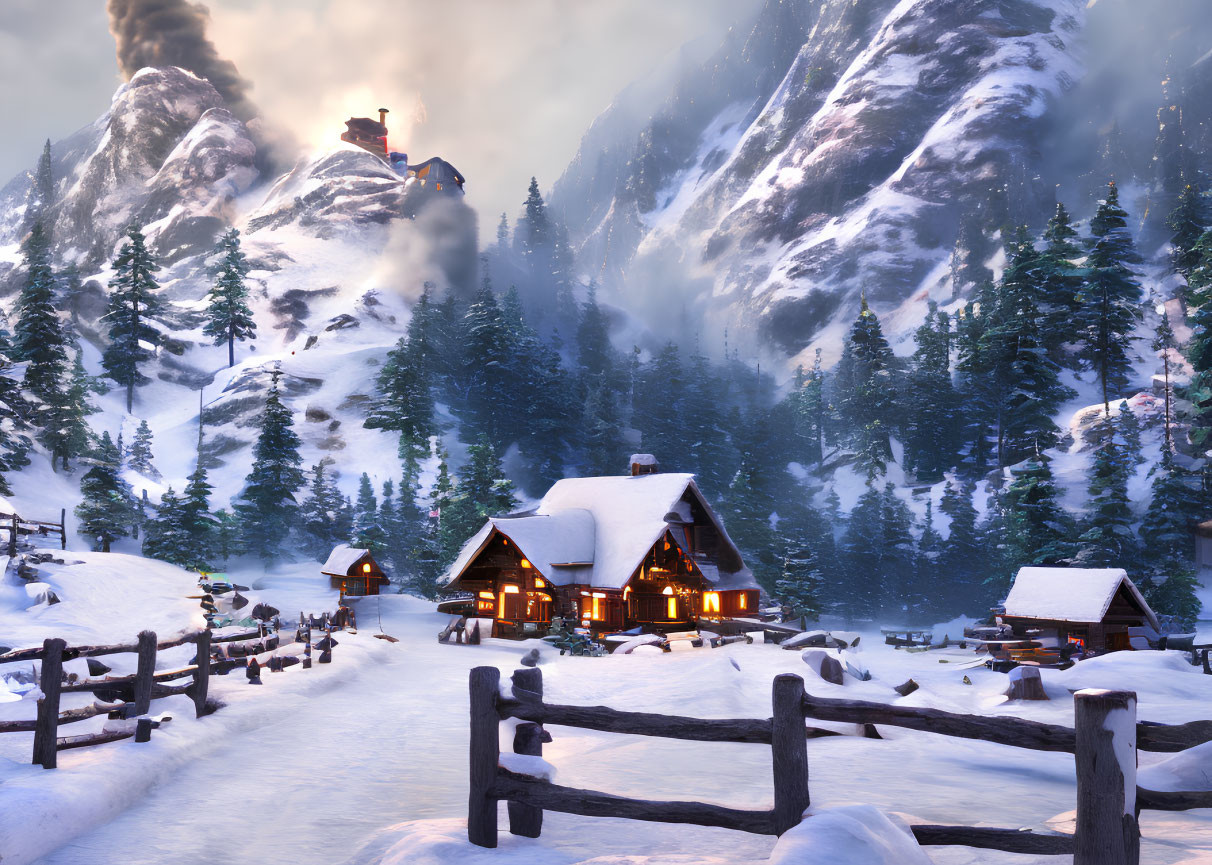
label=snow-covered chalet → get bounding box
[443,455,759,638]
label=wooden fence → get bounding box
[2,508,67,557]
[0,617,339,769]
[468,666,1212,864]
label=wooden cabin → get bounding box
[998,567,1160,653]
[322,544,390,597]
[443,455,760,638]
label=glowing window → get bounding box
[583,596,604,621]
[503,585,520,594]
[533,577,545,589]
[661,586,674,596]
[362,563,371,573]
[738,593,748,611]
[703,592,720,614]
[667,597,677,619]
[520,559,533,569]
[477,591,494,599]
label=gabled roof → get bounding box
[321,544,378,577]
[445,472,754,591]
[1001,567,1159,631]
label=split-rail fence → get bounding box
[468,666,1212,865]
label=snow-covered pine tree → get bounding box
[1003,454,1073,570]
[1074,415,1139,570]
[837,484,884,621]
[939,478,983,613]
[365,330,438,464]
[1168,184,1209,282]
[128,419,157,477]
[1152,58,1188,204]
[496,212,509,248]
[1184,228,1212,460]
[718,459,779,592]
[142,487,198,568]
[26,139,54,229]
[1037,202,1085,359]
[203,228,256,368]
[42,352,99,472]
[634,342,684,466]
[834,297,896,481]
[519,177,551,260]
[438,437,516,565]
[14,223,65,374]
[459,276,512,447]
[0,330,32,495]
[102,224,163,412]
[75,431,137,552]
[576,282,618,392]
[1138,451,1202,625]
[879,483,918,618]
[902,302,960,481]
[181,464,216,563]
[1116,400,1144,466]
[912,499,944,620]
[1079,182,1143,415]
[211,508,243,564]
[299,459,345,559]
[235,370,305,561]
[1153,313,1179,454]
[352,472,387,554]
[773,502,827,622]
[580,375,626,477]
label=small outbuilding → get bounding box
[998,567,1160,653]
[322,544,390,597]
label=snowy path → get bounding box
[7,568,1212,865]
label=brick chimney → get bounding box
[629,454,659,476]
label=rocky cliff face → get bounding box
[552,0,1086,364]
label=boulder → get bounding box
[769,805,932,865]
[1005,665,1048,701]
[802,649,845,685]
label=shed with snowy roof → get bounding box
[443,456,759,638]
[322,544,389,597]
[998,567,1159,653]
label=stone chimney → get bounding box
[629,454,659,476]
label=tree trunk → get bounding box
[228,330,235,368]
[126,382,133,414]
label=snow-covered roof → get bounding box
[1001,567,1159,630]
[445,473,755,591]
[321,544,376,576]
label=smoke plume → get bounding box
[107,0,257,120]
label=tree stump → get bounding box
[1004,666,1048,701]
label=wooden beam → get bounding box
[1074,689,1139,865]
[491,770,777,835]
[910,825,1075,854]
[497,699,774,744]
[0,631,202,665]
[507,667,545,839]
[191,629,211,718]
[468,666,500,848]
[32,638,65,769]
[771,674,809,834]
[1136,787,1212,811]
[56,729,135,751]
[801,693,1076,753]
[1137,719,1212,752]
[133,631,156,742]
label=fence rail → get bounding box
[468,665,1212,864]
[1,612,341,768]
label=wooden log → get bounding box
[491,770,777,835]
[135,717,153,743]
[496,699,774,744]
[801,693,1076,752]
[893,678,919,697]
[59,508,65,550]
[468,666,501,848]
[56,729,135,751]
[0,631,202,665]
[1136,786,1212,812]
[132,631,156,741]
[771,674,810,834]
[191,629,211,718]
[1137,719,1212,752]
[150,682,193,699]
[32,637,65,768]
[508,667,544,838]
[910,825,1075,854]
[1074,689,1139,865]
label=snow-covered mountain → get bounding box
[0,66,477,529]
[550,0,1106,365]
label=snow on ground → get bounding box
[3,554,1212,865]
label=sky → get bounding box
[0,0,760,229]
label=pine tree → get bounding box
[1152,59,1188,202]
[235,371,305,560]
[912,499,944,620]
[519,177,551,264]
[438,437,516,565]
[1074,415,1139,569]
[142,487,198,568]
[1168,184,1208,282]
[128,419,156,477]
[366,331,438,463]
[181,464,216,564]
[834,297,895,481]
[1079,182,1143,415]
[1037,202,1085,359]
[0,329,33,495]
[879,483,918,618]
[203,228,256,367]
[939,478,983,614]
[1138,452,1203,625]
[1153,312,1179,454]
[14,223,66,375]
[496,212,509,248]
[837,485,885,621]
[352,472,387,554]
[902,302,960,480]
[719,459,779,592]
[102,225,163,412]
[1117,400,1144,466]
[459,276,512,447]
[28,139,54,228]
[1003,455,1073,569]
[43,352,100,472]
[576,282,617,389]
[299,459,346,559]
[212,509,244,564]
[773,502,828,622]
[1184,229,1212,459]
[580,375,626,476]
[634,342,684,465]
[75,432,137,552]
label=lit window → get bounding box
[704,592,720,614]
[520,559,533,569]
[738,593,747,611]
[478,591,494,599]
[661,586,674,596]
[584,596,604,620]
[667,597,677,619]
[503,585,520,594]
[362,563,371,573]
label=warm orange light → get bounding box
[362,563,371,573]
[478,591,494,599]
[477,601,493,612]
[661,586,674,596]
[533,578,545,588]
[667,597,677,619]
[738,593,748,610]
[503,585,520,594]
[583,596,604,620]
[520,559,532,569]
[704,592,720,614]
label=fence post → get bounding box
[32,637,65,769]
[8,513,16,557]
[771,674,810,834]
[133,630,157,742]
[508,667,544,838]
[191,629,211,718]
[59,508,66,550]
[1074,689,1139,865]
[468,666,501,848]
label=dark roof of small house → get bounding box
[321,544,384,578]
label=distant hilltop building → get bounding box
[340,107,465,193]
[443,455,759,639]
